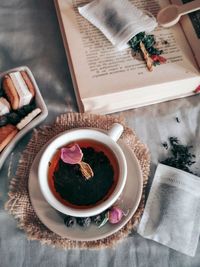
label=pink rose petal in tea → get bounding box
[61,144,83,164]
[108,206,123,224]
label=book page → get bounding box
[57,0,199,100]
[170,0,200,68]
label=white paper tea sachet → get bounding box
[138,164,200,257]
[78,0,157,51]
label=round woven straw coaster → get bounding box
[5,113,150,249]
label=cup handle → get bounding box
[107,123,124,142]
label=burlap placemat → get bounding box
[5,113,150,249]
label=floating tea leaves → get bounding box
[61,144,94,180]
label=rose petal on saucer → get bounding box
[61,144,83,164]
[108,206,123,224]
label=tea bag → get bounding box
[137,164,200,257]
[78,0,157,50]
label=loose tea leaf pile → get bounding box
[161,137,196,174]
[129,32,166,71]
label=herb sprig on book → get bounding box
[129,32,166,72]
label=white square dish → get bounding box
[0,66,48,169]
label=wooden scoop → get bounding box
[157,0,200,27]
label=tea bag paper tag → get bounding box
[137,164,200,257]
[78,0,157,50]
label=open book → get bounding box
[54,0,200,114]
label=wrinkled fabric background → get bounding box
[0,1,200,266]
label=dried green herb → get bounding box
[128,32,165,71]
[161,137,196,174]
[129,32,162,55]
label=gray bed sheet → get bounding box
[0,1,200,266]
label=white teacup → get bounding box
[38,123,127,217]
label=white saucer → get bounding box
[28,140,143,241]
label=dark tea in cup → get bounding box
[48,139,119,209]
[38,124,127,217]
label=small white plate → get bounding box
[0,66,48,169]
[28,139,143,241]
